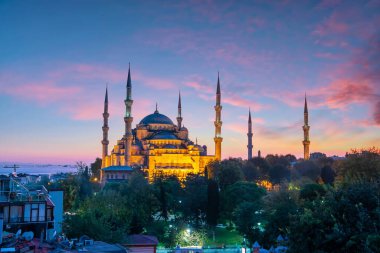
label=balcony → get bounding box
[0,177,49,203]
[3,215,54,224]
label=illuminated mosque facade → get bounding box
[100,66,222,183]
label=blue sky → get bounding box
[0,0,379,164]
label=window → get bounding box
[24,204,31,222]
[3,206,9,223]
[10,206,22,222]
[31,204,39,222]
[39,204,46,221]
[47,207,53,221]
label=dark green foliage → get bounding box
[288,183,380,253]
[152,177,168,220]
[320,165,336,185]
[90,157,102,180]
[64,173,157,242]
[222,181,265,222]
[217,158,244,190]
[294,160,320,181]
[265,154,290,168]
[251,157,270,180]
[242,159,260,181]
[268,164,290,184]
[183,174,208,227]
[233,201,263,244]
[206,179,219,227]
[337,147,380,185]
[299,183,326,201]
[61,151,380,249]
[261,190,298,248]
[153,175,184,219]
[64,190,131,243]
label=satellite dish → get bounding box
[16,229,22,238]
[22,231,34,241]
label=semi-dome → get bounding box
[139,110,174,125]
[150,131,179,140]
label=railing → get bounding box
[0,180,50,202]
[0,191,48,202]
[3,216,54,224]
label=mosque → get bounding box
[100,66,222,184]
[100,65,311,184]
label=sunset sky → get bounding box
[0,0,379,164]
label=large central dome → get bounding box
[139,110,174,125]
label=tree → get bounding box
[336,147,380,185]
[182,174,208,227]
[251,157,270,180]
[222,181,266,222]
[299,183,326,201]
[175,229,207,247]
[261,189,298,248]
[64,190,131,243]
[268,164,290,184]
[265,154,290,168]
[242,159,260,181]
[206,179,219,227]
[294,160,320,181]
[123,172,158,234]
[76,162,93,201]
[153,177,169,220]
[320,165,336,185]
[233,201,263,245]
[90,158,102,180]
[288,183,380,252]
[217,158,244,190]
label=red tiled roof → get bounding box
[124,235,158,246]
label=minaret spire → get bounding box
[101,85,110,180]
[214,72,223,161]
[177,91,183,129]
[303,93,310,160]
[124,64,134,166]
[247,108,253,160]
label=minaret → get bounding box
[177,91,183,129]
[124,64,133,166]
[247,108,253,160]
[214,72,223,161]
[303,94,310,160]
[101,86,109,180]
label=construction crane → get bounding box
[4,164,20,173]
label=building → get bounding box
[101,66,222,183]
[123,234,158,253]
[0,175,63,241]
[310,152,326,160]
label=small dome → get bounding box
[139,110,174,125]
